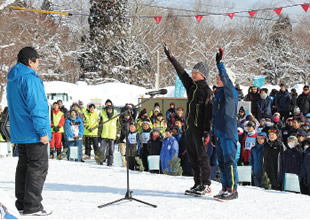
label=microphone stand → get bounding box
[98,94,157,209]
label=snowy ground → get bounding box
[1,156,310,219]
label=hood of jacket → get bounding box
[7,63,38,83]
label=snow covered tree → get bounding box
[79,0,150,85]
[257,15,299,86]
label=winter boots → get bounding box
[185,184,212,196]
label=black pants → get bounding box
[62,133,67,149]
[85,137,98,157]
[186,129,211,186]
[128,156,137,170]
[15,142,48,214]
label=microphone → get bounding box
[145,89,168,96]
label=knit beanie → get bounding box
[193,62,209,79]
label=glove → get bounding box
[216,48,224,64]
[54,126,60,132]
[73,136,79,140]
[163,42,172,58]
[203,132,210,146]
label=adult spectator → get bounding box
[257,88,272,121]
[275,83,291,121]
[290,88,298,114]
[166,102,176,128]
[235,84,244,101]
[7,47,52,216]
[297,85,310,116]
[245,86,260,118]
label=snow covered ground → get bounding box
[1,155,310,219]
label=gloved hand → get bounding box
[163,42,172,58]
[54,126,60,132]
[73,136,79,140]
[216,48,224,64]
[203,132,210,146]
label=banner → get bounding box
[174,70,191,97]
[253,76,266,88]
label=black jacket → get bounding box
[279,147,302,186]
[147,136,163,155]
[168,56,212,134]
[263,139,285,190]
[275,90,291,112]
[290,93,298,113]
[301,146,310,185]
[297,93,310,115]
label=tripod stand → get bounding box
[98,94,157,208]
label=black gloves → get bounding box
[216,48,224,64]
[163,42,172,58]
[54,126,60,132]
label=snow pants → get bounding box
[100,139,115,166]
[216,137,238,191]
[50,132,62,150]
[15,143,48,214]
[186,129,211,186]
[85,136,98,157]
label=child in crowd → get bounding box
[140,120,152,171]
[291,117,302,134]
[241,121,257,165]
[279,136,302,190]
[257,118,266,133]
[249,132,267,187]
[150,109,160,124]
[154,113,167,137]
[65,109,84,162]
[282,117,294,146]
[263,128,285,190]
[136,109,152,133]
[147,128,163,156]
[50,102,65,159]
[273,112,284,131]
[173,106,186,126]
[297,130,307,151]
[160,128,179,173]
[166,102,176,128]
[127,122,142,170]
[149,102,161,118]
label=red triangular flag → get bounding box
[301,4,310,12]
[227,13,235,20]
[195,16,203,23]
[248,11,256,18]
[274,8,282,16]
[154,16,162,24]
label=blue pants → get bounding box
[216,137,238,191]
[67,140,82,162]
[100,139,115,166]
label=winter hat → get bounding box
[165,127,174,133]
[238,127,244,135]
[70,109,78,115]
[305,113,310,118]
[140,108,147,116]
[142,120,151,126]
[154,102,160,107]
[280,83,286,87]
[157,113,163,117]
[246,121,256,129]
[246,115,253,121]
[17,47,40,63]
[154,108,160,113]
[239,106,245,113]
[193,62,209,79]
[268,128,279,136]
[257,132,267,139]
[152,127,161,134]
[297,129,306,137]
[129,122,137,128]
[287,136,298,144]
[78,100,83,105]
[226,68,236,84]
[273,112,281,117]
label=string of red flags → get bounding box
[8,3,310,25]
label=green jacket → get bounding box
[84,110,99,137]
[101,109,118,140]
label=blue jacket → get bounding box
[65,117,84,141]
[160,136,179,172]
[7,63,52,144]
[212,62,238,140]
[275,90,291,112]
[249,142,264,176]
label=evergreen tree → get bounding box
[79,0,150,85]
[163,154,183,176]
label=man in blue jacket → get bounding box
[7,47,52,216]
[212,48,239,200]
